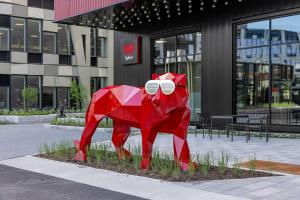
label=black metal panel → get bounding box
[114,0,300,116]
[114,31,151,87]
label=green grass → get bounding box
[51,117,113,128]
[39,141,265,181]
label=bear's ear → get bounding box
[152,74,160,80]
[174,74,187,87]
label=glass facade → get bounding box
[27,76,41,108]
[57,87,69,107]
[0,27,9,51]
[58,24,70,55]
[236,14,300,125]
[153,31,202,120]
[97,37,107,58]
[90,77,107,94]
[28,19,42,53]
[11,17,25,51]
[42,87,56,108]
[43,32,56,54]
[11,76,25,109]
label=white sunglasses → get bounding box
[145,80,176,95]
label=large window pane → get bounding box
[27,76,41,108]
[43,32,56,54]
[43,87,56,108]
[43,0,54,10]
[271,15,300,44]
[58,25,70,55]
[176,32,201,56]
[57,87,69,108]
[0,28,9,51]
[0,87,9,109]
[154,36,176,59]
[91,29,96,57]
[90,77,107,94]
[11,17,25,51]
[28,0,42,8]
[153,32,202,121]
[11,76,25,109]
[236,20,269,49]
[28,19,41,53]
[236,47,270,113]
[97,37,107,58]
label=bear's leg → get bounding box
[74,114,104,161]
[140,128,158,170]
[173,109,192,171]
[112,120,132,160]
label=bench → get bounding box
[228,113,269,143]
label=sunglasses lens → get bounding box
[160,80,175,95]
[145,80,160,95]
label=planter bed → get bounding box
[38,142,276,182]
[0,114,57,124]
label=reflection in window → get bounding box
[43,32,56,54]
[97,37,107,58]
[11,76,25,109]
[236,48,270,111]
[0,28,9,51]
[11,17,25,51]
[236,20,269,49]
[236,14,300,125]
[91,29,96,57]
[0,87,9,109]
[90,77,107,94]
[43,87,56,108]
[57,87,69,107]
[153,32,202,120]
[58,24,70,55]
[27,76,41,108]
[28,19,41,53]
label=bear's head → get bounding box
[143,73,189,113]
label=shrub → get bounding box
[22,87,38,110]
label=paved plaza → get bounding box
[124,133,300,165]
[1,124,300,199]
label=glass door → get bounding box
[153,31,202,121]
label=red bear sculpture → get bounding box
[74,73,192,170]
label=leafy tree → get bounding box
[22,87,38,110]
[70,80,88,110]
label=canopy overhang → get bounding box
[55,0,247,31]
[54,0,130,22]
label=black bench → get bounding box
[228,113,269,143]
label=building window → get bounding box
[43,87,56,108]
[0,27,9,51]
[90,77,107,94]
[27,76,41,108]
[28,19,41,53]
[97,37,107,58]
[57,87,69,107]
[11,75,25,109]
[58,24,70,55]
[153,32,202,121]
[43,0,54,10]
[91,28,97,57]
[235,14,300,125]
[43,32,56,54]
[28,0,54,10]
[0,75,9,109]
[28,0,42,8]
[11,17,26,52]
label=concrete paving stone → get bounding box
[245,181,278,190]
[248,187,282,197]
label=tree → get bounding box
[70,80,88,110]
[22,87,38,110]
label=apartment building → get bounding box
[0,0,114,109]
